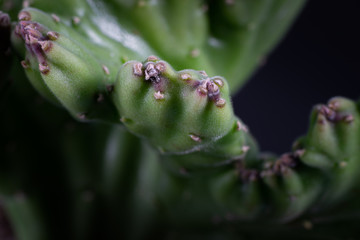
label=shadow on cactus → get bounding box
[1,0,359,239]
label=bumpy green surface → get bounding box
[2,1,360,240]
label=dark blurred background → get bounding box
[233,0,360,154]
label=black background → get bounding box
[233,0,360,154]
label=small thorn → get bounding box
[21,60,29,69]
[303,220,313,230]
[28,34,38,44]
[96,94,104,103]
[38,40,52,52]
[154,91,164,100]
[242,145,250,153]
[47,31,59,40]
[319,105,336,121]
[189,134,201,142]
[155,62,166,73]
[213,78,224,87]
[215,98,226,108]
[236,121,248,132]
[199,70,208,77]
[77,113,87,120]
[197,80,208,95]
[72,16,81,25]
[24,27,42,38]
[263,161,273,169]
[317,114,327,125]
[343,114,354,123]
[25,35,31,44]
[144,63,160,82]
[328,100,340,110]
[102,65,110,75]
[18,11,31,21]
[190,48,200,58]
[51,14,60,23]
[147,55,158,62]
[180,73,191,81]
[207,81,219,93]
[339,161,347,168]
[294,149,305,157]
[39,63,49,74]
[133,62,143,76]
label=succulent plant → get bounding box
[1,0,359,239]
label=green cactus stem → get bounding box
[4,1,360,240]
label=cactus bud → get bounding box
[113,57,234,153]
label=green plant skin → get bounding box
[2,1,360,240]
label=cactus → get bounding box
[1,0,359,239]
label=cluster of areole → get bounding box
[15,11,58,74]
[13,10,238,155]
[131,55,227,108]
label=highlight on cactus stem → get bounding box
[1,0,360,239]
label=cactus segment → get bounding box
[7,3,360,239]
[113,58,236,154]
[300,97,360,206]
[12,9,254,161]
